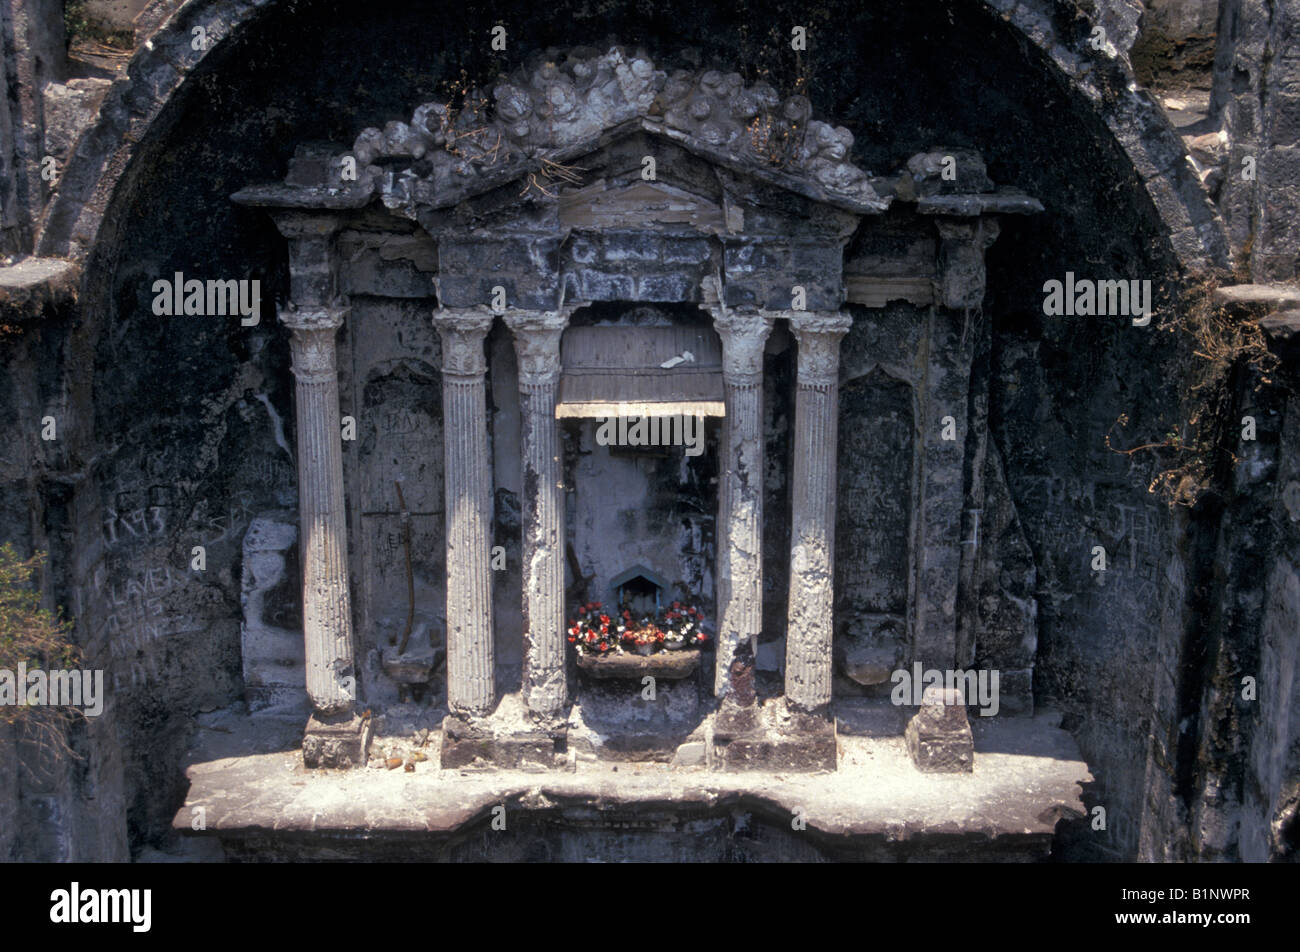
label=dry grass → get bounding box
[1106,275,1278,507]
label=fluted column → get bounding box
[709,309,775,700]
[282,304,357,715]
[435,308,496,715]
[503,308,570,718]
[781,311,852,713]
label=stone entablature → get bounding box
[234,47,1043,772]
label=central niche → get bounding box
[559,304,721,620]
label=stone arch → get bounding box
[38,0,1228,273]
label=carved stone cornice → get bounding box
[433,307,495,377]
[786,311,854,388]
[502,307,576,386]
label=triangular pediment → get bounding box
[235,48,890,224]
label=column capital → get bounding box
[278,303,347,333]
[933,218,1001,310]
[787,311,853,387]
[433,307,495,376]
[502,307,575,386]
[709,310,775,381]
[281,305,347,384]
[784,310,854,336]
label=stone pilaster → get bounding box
[434,307,497,716]
[708,309,775,703]
[914,222,992,673]
[503,308,570,719]
[781,311,853,714]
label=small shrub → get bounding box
[1107,276,1279,507]
[0,544,82,760]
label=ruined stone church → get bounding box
[1,0,1297,862]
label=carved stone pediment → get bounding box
[230,48,1045,316]
[253,47,888,221]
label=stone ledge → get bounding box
[915,190,1045,216]
[0,257,79,321]
[1213,284,1300,310]
[174,705,1091,860]
[576,648,701,680]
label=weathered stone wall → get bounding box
[1,0,1295,861]
[1133,0,1221,86]
[1214,0,1300,284]
[1,0,66,255]
[833,306,925,694]
[1242,395,1300,860]
[0,266,130,861]
[340,296,448,707]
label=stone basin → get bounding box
[576,648,701,680]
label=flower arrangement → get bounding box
[567,600,709,656]
[567,602,616,654]
[660,601,706,650]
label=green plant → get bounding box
[62,0,134,51]
[0,544,82,760]
[62,0,90,42]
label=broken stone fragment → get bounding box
[840,639,896,686]
[904,686,975,773]
[672,740,706,767]
[906,148,993,195]
[302,711,373,769]
[351,127,386,167]
[380,626,444,684]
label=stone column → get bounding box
[503,308,570,719]
[709,309,775,703]
[783,311,852,713]
[434,308,497,716]
[272,211,369,769]
[282,304,357,716]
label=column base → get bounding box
[711,699,838,772]
[904,687,975,773]
[440,713,565,771]
[303,711,373,768]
